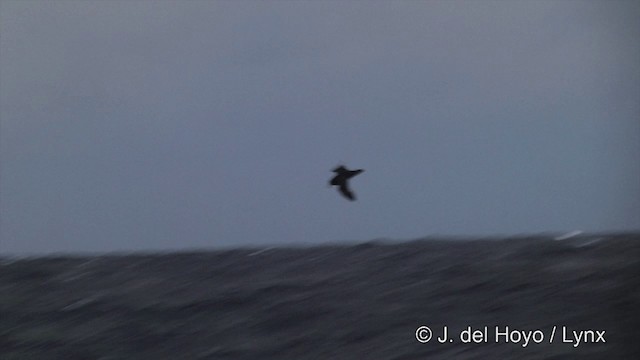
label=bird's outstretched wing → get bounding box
[338,183,356,201]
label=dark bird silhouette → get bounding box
[329,165,364,201]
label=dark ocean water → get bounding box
[1,233,639,359]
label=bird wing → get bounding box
[338,183,356,201]
[351,169,364,178]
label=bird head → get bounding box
[332,164,347,173]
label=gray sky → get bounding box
[1,0,639,254]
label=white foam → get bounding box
[554,230,583,241]
[247,247,274,256]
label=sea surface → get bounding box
[1,233,639,359]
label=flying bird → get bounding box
[329,165,364,201]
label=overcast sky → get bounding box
[1,0,639,254]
